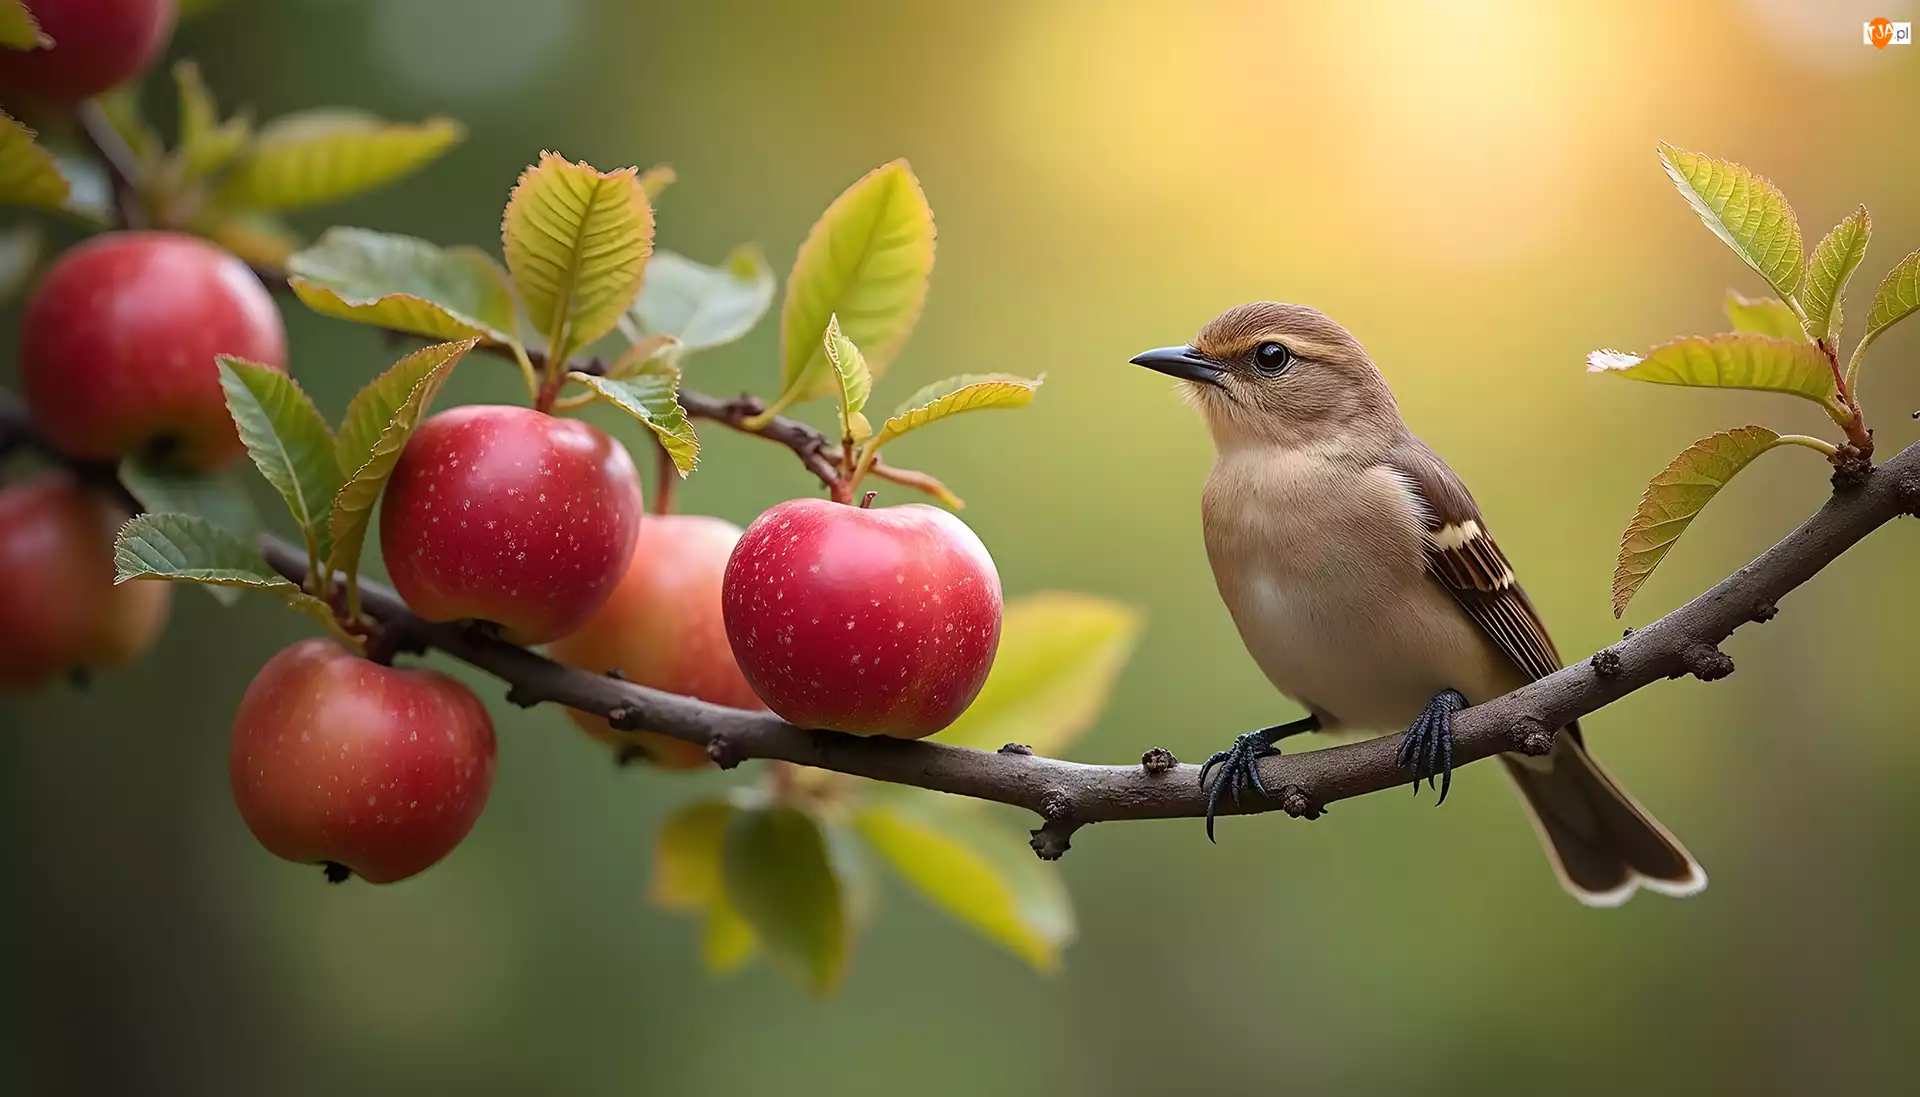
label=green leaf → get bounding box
[654,799,736,911]
[822,314,872,443]
[855,797,1073,973]
[217,358,342,563]
[632,245,776,352]
[604,332,681,379]
[0,1,49,49]
[0,111,69,212]
[1863,246,1920,346]
[195,207,298,270]
[638,163,675,201]
[1612,426,1807,618]
[1721,291,1804,342]
[289,227,517,344]
[1586,334,1843,421]
[113,513,357,646]
[721,805,848,996]
[1801,205,1870,343]
[701,896,759,974]
[771,160,935,411]
[574,368,699,476]
[502,152,655,363]
[327,340,473,582]
[118,456,261,607]
[0,219,41,305]
[1658,143,1803,300]
[173,60,251,181]
[215,110,464,211]
[866,373,1044,454]
[937,593,1143,755]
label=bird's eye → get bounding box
[1252,341,1292,375]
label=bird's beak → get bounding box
[1130,345,1225,387]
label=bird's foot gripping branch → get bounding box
[3,7,1920,991]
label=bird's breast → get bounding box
[1200,448,1513,731]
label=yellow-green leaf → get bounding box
[195,208,299,269]
[0,111,69,212]
[722,805,848,996]
[1721,291,1804,342]
[502,152,654,363]
[173,60,251,181]
[289,227,517,344]
[1864,246,1920,346]
[822,314,872,444]
[327,340,473,582]
[638,163,675,201]
[937,593,1142,756]
[1586,334,1843,421]
[632,245,775,352]
[1658,142,1803,300]
[1802,205,1870,343]
[773,160,935,409]
[855,798,1073,972]
[605,332,681,380]
[216,110,463,211]
[701,895,759,974]
[653,799,736,911]
[867,373,1043,454]
[574,368,698,476]
[218,358,341,564]
[1612,426,1804,618]
[113,513,358,647]
[0,1,49,49]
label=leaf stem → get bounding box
[1774,433,1840,457]
[508,340,542,406]
[652,435,678,516]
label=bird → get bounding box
[1130,302,1706,906]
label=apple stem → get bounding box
[828,477,854,505]
[652,438,678,516]
[321,862,352,884]
[860,491,877,509]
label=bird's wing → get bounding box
[1384,436,1563,683]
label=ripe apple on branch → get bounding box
[1,6,1133,990]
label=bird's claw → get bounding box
[1396,689,1465,805]
[1199,731,1281,841]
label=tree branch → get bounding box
[255,439,1920,858]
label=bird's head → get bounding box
[1130,302,1400,452]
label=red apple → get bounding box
[0,477,170,691]
[229,638,496,884]
[0,0,176,104]
[549,514,764,768]
[379,405,643,645]
[20,232,287,471]
[721,498,1002,738]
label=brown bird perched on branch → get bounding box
[1131,302,1707,905]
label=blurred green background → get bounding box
[7,0,1920,1092]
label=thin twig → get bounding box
[73,100,148,231]
[252,439,1920,857]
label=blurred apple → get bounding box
[20,232,287,470]
[0,0,176,104]
[549,513,765,768]
[0,477,170,691]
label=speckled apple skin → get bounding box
[721,498,1002,738]
[549,514,764,768]
[229,638,496,884]
[20,232,287,470]
[379,405,643,644]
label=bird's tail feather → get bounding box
[1500,729,1706,907]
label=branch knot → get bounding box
[1140,746,1177,774]
[1507,715,1556,757]
[1588,648,1623,677]
[1678,642,1735,682]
